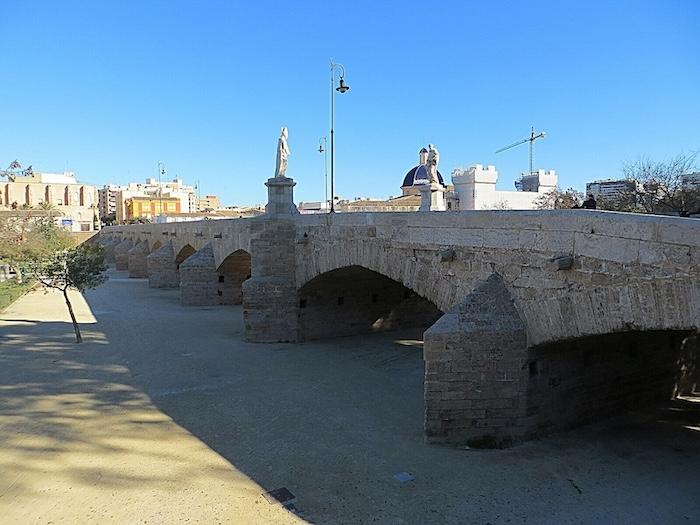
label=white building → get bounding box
[586,179,638,201]
[682,172,700,190]
[451,165,557,210]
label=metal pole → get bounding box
[529,128,534,175]
[324,139,328,211]
[158,162,164,223]
[330,65,335,213]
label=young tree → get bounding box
[26,244,107,343]
[0,213,72,282]
[622,152,700,215]
[534,187,584,209]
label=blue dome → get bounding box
[402,165,444,187]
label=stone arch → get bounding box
[175,244,196,269]
[297,265,443,341]
[151,240,162,252]
[423,273,700,447]
[297,239,472,313]
[215,249,252,305]
[517,278,700,347]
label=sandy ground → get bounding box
[0,268,698,525]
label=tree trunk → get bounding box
[13,266,22,284]
[63,288,82,343]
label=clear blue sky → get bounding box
[2,0,698,206]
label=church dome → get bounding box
[402,164,444,187]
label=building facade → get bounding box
[452,166,557,210]
[586,179,638,201]
[0,171,99,231]
[197,194,221,211]
[125,196,181,221]
[111,178,196,223]
[98,184,126,219]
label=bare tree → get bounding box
[621,152,699,215]
[534,187,584,209]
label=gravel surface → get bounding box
[1,268,698,524]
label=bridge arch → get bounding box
[175,244,196,269]
[297,264,443,341]
[215,249,252,305]
[296,240,482,314]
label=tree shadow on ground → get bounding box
[3,278,700,524]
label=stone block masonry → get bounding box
[99,205,700,446]
[147,241,179,288]
[180,244,221,306]
[128,241,150,278]
[114,239,133,271]
[424,274,528,446]
[180,243,249,306]
[243,219,298,342]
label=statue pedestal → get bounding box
[419,183,446,212]
[265,177,299,216]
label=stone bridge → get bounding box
[97,178,699,446]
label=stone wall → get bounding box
[243,219,298,342]
[99,208,700,445]
[114,239,133,271]
[180,244,220,306]
[128,241,149,278]
[424,274,529,447]
[147,241,179,288]
[293,210,700,346]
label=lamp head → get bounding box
[336,77,350,93]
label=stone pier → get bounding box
[128,241,150,278]
[114,239,133,271]
[147,241,179,288]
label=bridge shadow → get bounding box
[3,277,700,523]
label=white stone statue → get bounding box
[427,143,440,184]
[275,126,291,178]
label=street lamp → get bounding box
[157,162,165,223]
[318,137,328,211]
[329,60,350,213]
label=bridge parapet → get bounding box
[98,206,699,446]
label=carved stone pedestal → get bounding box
[265,177,299,216]
[419,182,446,211]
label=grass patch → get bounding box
[0,280,35,312]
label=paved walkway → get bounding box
[1,269,699,524]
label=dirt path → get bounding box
[1,269,698,524]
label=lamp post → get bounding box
[157,162,165,223]
[329,60,350,213]
[318,137,327,211]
